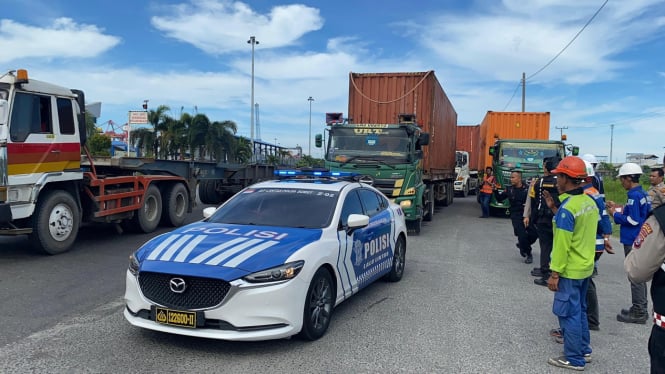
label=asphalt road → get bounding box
[0,196,653,373]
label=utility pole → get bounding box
[308,96,314,156]
[609,124,614,164]
[521,72,526,112]
[247,36,259,161]
[555,125,568,140]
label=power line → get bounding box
[527,0,608,81]
[500,0,609,110]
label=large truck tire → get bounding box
[463,181,469,197]
[131,185,162,233]
[447,181,454,205]
[423,187,435,222]
[199,180,218,205]
[161,183,189,227]
[30,190,80,255]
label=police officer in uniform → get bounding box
[524,156,561,285]
[625,204,665,373]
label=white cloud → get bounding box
[150,0,324,55]
[0,18,120,64]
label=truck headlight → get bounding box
[399,200,412,208]
[243,261,304,283]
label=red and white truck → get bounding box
[0,69,273,254]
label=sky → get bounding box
[2,0,664,163]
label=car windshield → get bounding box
[326,127,409,163]
[498,142,563,168]
[207,187,339,228]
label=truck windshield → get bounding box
[326,127,409,163]
[497,142,563,168]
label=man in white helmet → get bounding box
[607,162,652,324]
[581,153,604,197]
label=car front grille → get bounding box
[138,271,231,310]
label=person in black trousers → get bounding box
[524,157,561,285]
[494,170,537,263]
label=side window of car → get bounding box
[358,188,383,217]
[339,190,364,227]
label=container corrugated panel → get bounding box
[348,71,457,177]
[478,111,550,169]
[456,125,480,170]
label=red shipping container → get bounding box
[348,71,457,178]
[456,125,481,171]
[478,111,550,170]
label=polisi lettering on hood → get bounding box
[134,222,322,273]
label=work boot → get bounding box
[616,308,648,324]
[534,277,548,287]
[525,255,533,264]
[620,305,638,316]
[531,268,545,277]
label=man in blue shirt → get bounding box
[607,162,652,323]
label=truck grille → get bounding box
[372,178,401,197]
[138,271,231,310]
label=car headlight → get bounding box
[243,261,305,283]
[128,253,140,276]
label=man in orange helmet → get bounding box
[543,156,598,371]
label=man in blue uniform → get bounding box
[607,162,652,324]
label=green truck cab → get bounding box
[487,139,577,215]
[319,114,434,233]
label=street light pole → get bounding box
[247,36,259,161]
[308,96,314,156]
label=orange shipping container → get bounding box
[348,71,457,178]
[478,111,550,170]
[456,125,481,171]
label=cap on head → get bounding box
[583,160,595,177]
[618,162,642,177]
[551,156,588,179]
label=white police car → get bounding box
[124,170,408,341]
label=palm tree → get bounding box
[148,105,171,158]
[130,127,154,157]
[231,137,252,164]
[207,120,238,162]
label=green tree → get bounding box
[148,105,171,158]
[130,127,154,157]
[88,133,111,156]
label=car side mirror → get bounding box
[345,213,369,235]
[418,132,430,146]
[202,206,217,219]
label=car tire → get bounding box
[298,268,334,341]
[384,235,406,282]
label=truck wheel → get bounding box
[199,180,217,205]
[132,185,162,233]
[161,183,189,227]
[30,190,80,255]
[447,182,454,205]
[463,182,469,197]
[423,187,434,222]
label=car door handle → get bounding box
[50,150,61,153]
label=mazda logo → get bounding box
[169,278,187,294]
[358,175,374,185]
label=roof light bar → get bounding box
[274,169,357,178]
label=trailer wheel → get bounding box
[199,180,219,205]
[132,185,162,233]
[161,183,189,227]
[30,190,80,255]
[423,187,434,222]
[447,182,454,205]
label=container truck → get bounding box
[319,71,457,234]
[0,69,274,254]
[478,111,577,215]
[455,125,481,197]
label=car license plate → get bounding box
[154,307,197,328]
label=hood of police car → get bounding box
[134,222,323,281]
